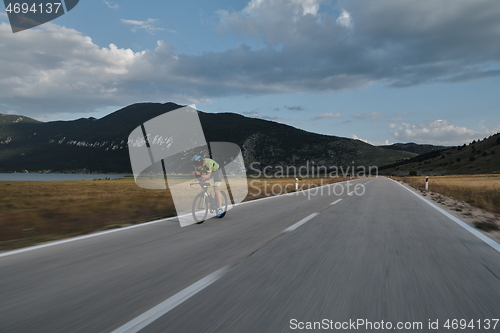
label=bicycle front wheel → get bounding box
[192,192,208,224]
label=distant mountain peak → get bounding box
[0,114,40,124]
[379,142,448,155]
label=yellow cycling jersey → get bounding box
[196,158,219,174]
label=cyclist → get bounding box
[192,156,224,217]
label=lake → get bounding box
[0,173,130,181]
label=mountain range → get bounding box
[0,102,435,174]
[378,142,448,155]
[380,133,500,175]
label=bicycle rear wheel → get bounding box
[192,193,208,224]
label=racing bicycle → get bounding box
[190,179,228,224]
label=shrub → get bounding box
[456,158,461,162]
[409,170,418,176]
[473,220,499,232]
[469,156,476,162]
[482,152,488,156]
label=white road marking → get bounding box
[110,266,229,333]
[348,191,354,196]
[283,213,319,233]
[330,199,342,205]
[390,178,500,254]
[0,215,189,258]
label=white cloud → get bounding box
[218,0,500,88]
[351,134,375,145]
[314,112,341,119]
[351,112,381,120]
[242,0,323,17]
[121,18,166,34]
[388,119,497,145]
[293,0,323,16]
[217,0,328,45]
[0,23,183,115]
[336,9,353,29]
[3,0,500,118]
[103,0,119,9]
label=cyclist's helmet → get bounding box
[192,155,204,166]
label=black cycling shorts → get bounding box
[211,168,223,186]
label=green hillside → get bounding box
[380,134,500,175]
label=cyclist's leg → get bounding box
[214,186,223,210]
[212,169,223,210]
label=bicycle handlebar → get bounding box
[189,180,212,188]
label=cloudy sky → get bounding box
[1,0,499,145]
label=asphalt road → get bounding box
[1,177,500,333]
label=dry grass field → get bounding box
[396,175,500,215]
[0,179,175,250]
[0,176,352,250]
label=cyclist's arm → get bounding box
[193,171,211,179]
[200,172,211,179]
[194,159,215,179]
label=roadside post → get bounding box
[295,178,299,191]
[425,176,429,191]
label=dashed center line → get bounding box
[112,210,323,332]
[330,199,342,205]
[283,213,319,233]
[110,266,229,333]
